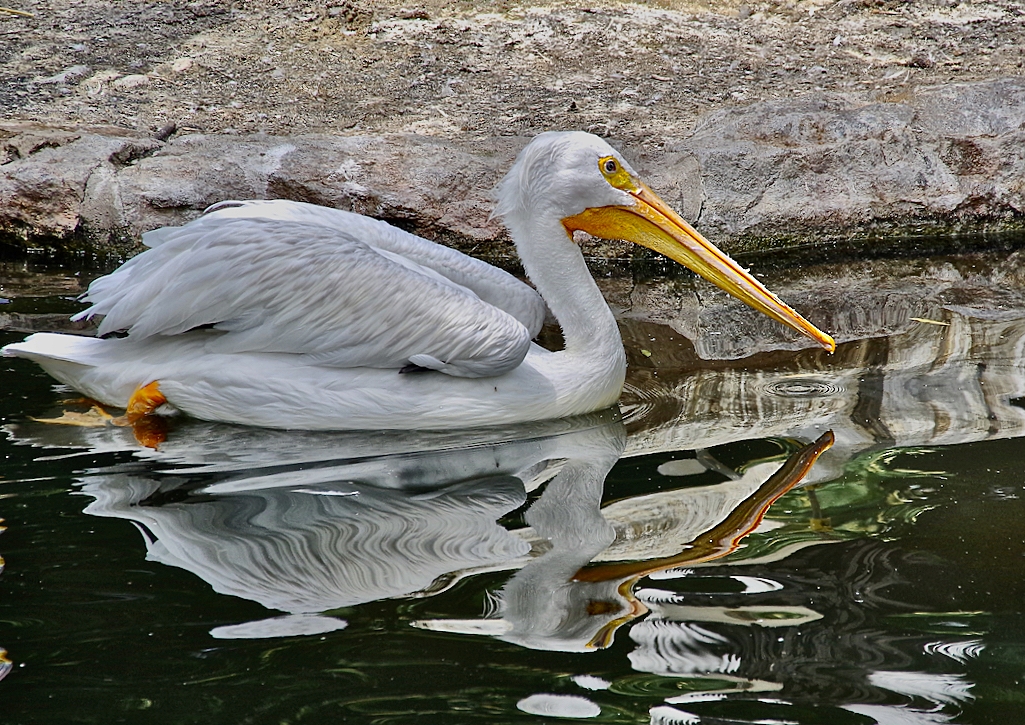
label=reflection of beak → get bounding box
[579,430,835,649]
[585,582,649,650]
[574,430,836,584]
[562,181,836,353]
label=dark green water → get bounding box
[3,254,1025,724]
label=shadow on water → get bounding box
[2,249,1025,723]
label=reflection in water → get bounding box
[620,306,1025,498]
[627,538,982,721]
[8,404,979,722]
[6,260,1025,722]
[54,414,625,635]
[9,412,829,652]
[485,433,830,654]
[86,471,528,633]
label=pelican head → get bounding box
[495,131,835,353]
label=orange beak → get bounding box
[562,181,835,353]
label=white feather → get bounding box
[74,214,538,377]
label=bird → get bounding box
[3,131,834,433]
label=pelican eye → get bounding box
[598,155,636,192]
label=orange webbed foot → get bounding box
[32,405,115,427]
[112,381,169,449]
[34,382,170,449]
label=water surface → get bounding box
[2,251,1025,724]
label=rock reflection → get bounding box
[619,302,1025,493]
[626,538,983,716]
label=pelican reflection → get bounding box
[7,410,829,649]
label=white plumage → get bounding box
[77,204,544,377]
[3,132,833,431]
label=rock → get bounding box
[112,74,151,90]
[34,65,90,85]
[115,132,518,255]
[635,78,1025,253]
[0,123,161,249]
[0,78,1023,258]
[81,69,122,96]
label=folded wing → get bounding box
[74,207,544,378]
[192,200,547,336]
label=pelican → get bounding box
[3,132,834,431]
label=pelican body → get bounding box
[3,132,833,430]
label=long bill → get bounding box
[562,181,836,353]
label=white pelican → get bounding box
[3,132,834,431]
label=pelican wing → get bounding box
[74,215,538,378]
[190,200,547,337]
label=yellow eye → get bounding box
[598,155,636,191]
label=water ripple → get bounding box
[516,694,601,718]
[924,639,986,664]
[759,376,845,399]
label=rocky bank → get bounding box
[1,0,1024,258]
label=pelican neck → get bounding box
[510,217,624,364]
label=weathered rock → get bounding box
[637,78,1025,251]
[118,133,513,247]
[0,78,1023,258]
[0,123,162,252]
[7,0,1022,148]
[0,123,523,257]
[111,74,151,90]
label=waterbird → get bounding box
[2,131,834,432]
